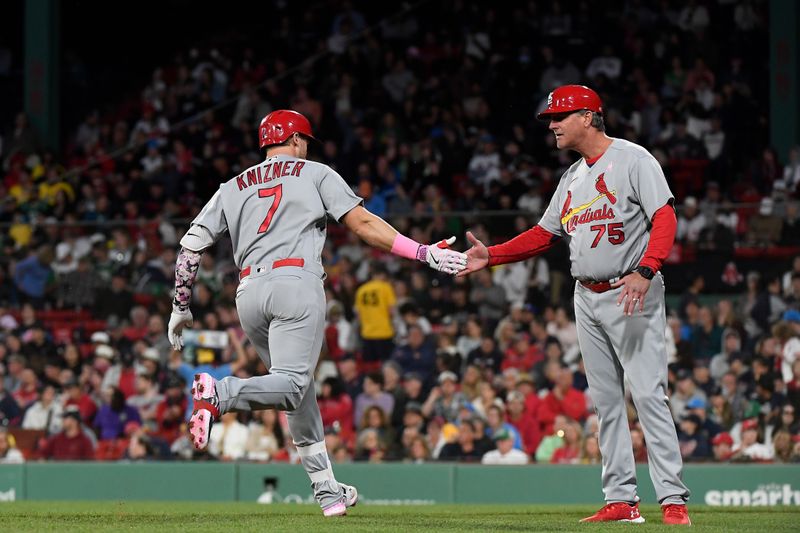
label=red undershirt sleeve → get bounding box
[487,225,561,267]
[638,203,677,272]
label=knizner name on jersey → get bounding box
[234,160,307,191]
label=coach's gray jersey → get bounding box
[187,155,362,277]
[538,138,673,281]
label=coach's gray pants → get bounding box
[574,274,690,505]
[216,266,342,509]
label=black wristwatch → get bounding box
[634,266,655,280]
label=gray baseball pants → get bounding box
[215,266,342,508]
[574,273,690,505]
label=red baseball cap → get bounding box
[537,85,603,120]
[711,432,733,446]
[742,418,759,431]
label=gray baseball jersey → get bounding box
[185,154,362,276]
[538,138,673,280]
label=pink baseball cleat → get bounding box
[322,483,359,517]
[188,373,220,450]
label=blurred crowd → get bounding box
[1,0,800,465]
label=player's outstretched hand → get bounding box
[167,309,193,350]
[423,236,468,275]
[456,231,489,278]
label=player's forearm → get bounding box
[343,205,427,260]
[172,247,203,313]
[638,203,677,272]
[343,206,400,252]
[487,225,561,267]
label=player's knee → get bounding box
[633,390,667,409]
[283,374,310,411]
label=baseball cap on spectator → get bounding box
[438,371,458,384]
[95,345,115,360]
[684,196,698,209]
[404,371,423,383]
[681,413,702,426]
[687,397,706,410]
[405,401,424,415]
[64,377,80,389]
[676,368,692,381]
[712,432,733,447]
[493,428,512,441]
[91,331,111,344]
[140,348,160,362]
[742,418,758,431]
[324,424,340,436]
[782,310,800,323]
[63,408,82,422]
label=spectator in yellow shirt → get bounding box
[38,168,75,206]
[354,264,397,362]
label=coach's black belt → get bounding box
[240,258,305,280]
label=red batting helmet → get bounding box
[537,85,603,120]
[258,110,317,149]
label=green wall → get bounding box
[1,463,799,506]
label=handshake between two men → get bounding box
[423,231,488,277]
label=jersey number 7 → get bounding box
[257,185,283,234]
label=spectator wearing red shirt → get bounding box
[40,409,94,460]
[154,375,187,444]
[122,306,149,342]
[538,367,587,434]
[501,334,543,373]
[516,373,542,420]
[506,390,542,455]
[62,379,98,425]
[12,368,39,409]
[318,377,355,445]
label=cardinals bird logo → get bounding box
[560,191,573,219]
[595,172,616,204]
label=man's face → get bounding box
[404,378,422,397]
[441,379,456,396]
[713,442,731,459]
[548,110,590,150]
[497,437,514,453]
[63,416,78,432]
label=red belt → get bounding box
[240,258,305,280]
[579,280,613,293]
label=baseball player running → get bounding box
[167,110,467,516]
[459,86,691,525]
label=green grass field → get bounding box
[1,502,799,532]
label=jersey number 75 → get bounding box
[257,185,283,234]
